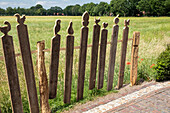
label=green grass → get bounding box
[0,16,170,113]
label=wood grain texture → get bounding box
[16,23,39,113]
[77,11,89,101]
[97,23,108,89]
[89,20,101,90]
[107,24,119,91]
[117,20,130,89]
[64,35,74,104]
[130,32,140,86]
[37,41,51,113]
[64,22,74,104]
[49,19,61,99]
[1,34,23,113]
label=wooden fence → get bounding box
[0,11,140,113]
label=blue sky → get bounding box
[0,0,111,9]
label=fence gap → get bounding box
[117,19,130,89]
[0,21,23,113]
[130,32,140,86]
[89,18,101,90]
[15,14,39,113]
[37,40,51,113]
[97,22,108,89]
[107,16,119,91]
[49,19,61,99]
[77,11,89,101]
[64,21,74,104]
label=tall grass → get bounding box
[0,16,170,112]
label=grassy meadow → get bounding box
[0,16,170,113]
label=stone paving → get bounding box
[83,81,170,113]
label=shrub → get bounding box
[154,44,170,81]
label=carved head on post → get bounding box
[0,21,11,36]
[102,22,108,29]
[54,19,61,36]
[14,13,26,25]
[95,17,100,25]
[82,11,89,27]
[124,19,130,27]
[114,14,119,25]
[67,21,74,35]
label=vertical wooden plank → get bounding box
[64,21,74,104]
[37,40,51,113]
[49,19,61,99]
[117,19,130,89]
[97,22,108,89]
[107,16,119,91]
[89,18,101,90]
[0,21,23,113]
[0,105,1,113]
[14,14,39,113]
[77,11,89,101]
[130,32,140,86]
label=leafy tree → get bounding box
[80,2,97,16]
[110,0,130,16]
[137,0,166,16]
[0,8,5,15]
[94,2,109,16]
[47,6,63,15]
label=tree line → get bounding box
[0,0,169,16]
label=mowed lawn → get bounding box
[0,16,170,113]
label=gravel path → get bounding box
[63,81,170,113]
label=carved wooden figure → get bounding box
[97,22,108,89]
[89,17,101,90]
[107,15,119,91]
[49,19,61,99]
[0,21,23,113]
[77,11,89,101]
[64,21,74,104]
[130,32,140,86]
[117,19,130,89]
[14,14,39,113]
[37,41,51,113]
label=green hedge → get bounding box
[154,44,170,81]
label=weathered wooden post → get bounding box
[15,14,39,113]
[117,19,130,89]
[97,22,108,89]
[37,40,51,113]
[89,18,101,90]
[49,19,61,99]
[107,15,119,91]
[130,32,140,86]
[0,21,23,113]
[64,21,74,104]
[77,11,89,101]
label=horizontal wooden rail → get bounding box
[0,38,133,61]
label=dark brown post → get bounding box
[89,18,101,90]
[37,40,51,113]
[0,105,1,113]
[130,32,140,86]
[97,22,108,89]
[0,21,23,113]
[107,15,119,91]
[117,19,130,89]
[64,21,74,104]
[49,19,61,99]
[14,14,39,113]
[77,11,89,101]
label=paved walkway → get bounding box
[83,81,170,113]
